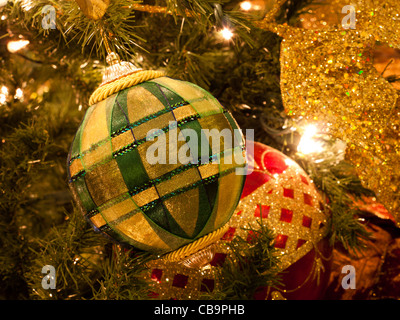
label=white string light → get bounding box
[7,40,29,53]
[0,85,8,105]
[219,27,234,40]
[297,124,324,155]
[14,88,23,101]
[240,1,252,11]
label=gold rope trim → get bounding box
[162,224,230,262]
[89,70,165,105]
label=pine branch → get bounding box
[0,0,367,301]
[24,208,109,300]
[202,220,282,300]
[294,143,373,254]
[4,0,256,62]
[92,247,155,300]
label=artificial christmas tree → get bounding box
[0,0,399,300]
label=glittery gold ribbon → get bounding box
[257,0,400,224]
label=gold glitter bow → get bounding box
[257,0,400,224]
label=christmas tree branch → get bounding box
[0,0,369,301]
[124,3,193,16]
[294,143,373,254]
[201,220,283,300]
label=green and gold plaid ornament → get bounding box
[67,65,247,255]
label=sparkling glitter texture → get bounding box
[258,0,400,223]
[144,143,331,299]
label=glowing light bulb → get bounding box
[220,28,234,40]
[14,88,23,100]
[7,40,29,53]
[240,1,252,10]
[303,124,317,137]
[1,86,8,95]
[0,86,8,105]
[297,124,324,155]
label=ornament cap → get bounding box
[105,52,120,65]
[101,52,143,86]
[89,51,165,105]
[179,244,216,269]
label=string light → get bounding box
[14,88,23,101]
[297,124,324,155]
[240,1,252,11]
[219,27,234,40]
[7,40,29,53]
[0,86,8,105]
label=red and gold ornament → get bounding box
[145,141,333,299]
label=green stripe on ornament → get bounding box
[70,124,84,161]
[144,200,191,239]
[169,117,215,237]
[150,77,224,117]
[157,84,188,109]
[78,100,104,174]
[111,89,131,135]
[71,176,97,214]
[140,220,193,253]
[178,119,212,164]
[141,213,193,252]
[139,81,186,110]
[223,111,245,148]
[116,148,150,192]
[188,82,225,114]
[138,82,169,108]
[105,93,118,134]
[197,146,247,237]
[110,101,189,140]
[71,104,96,160]
[192,184,213,237]
[201,179,219,219]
